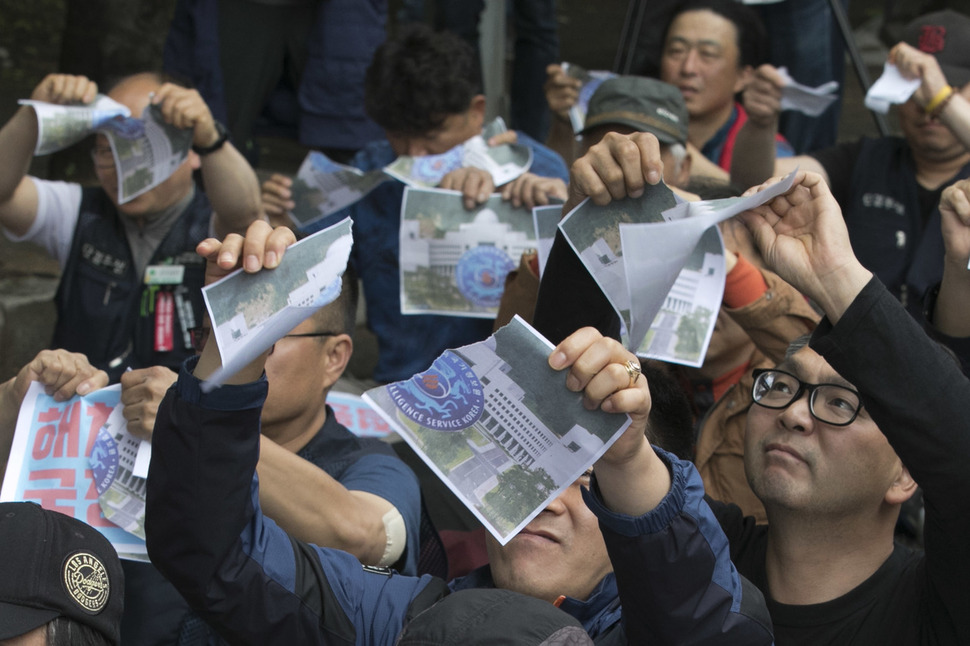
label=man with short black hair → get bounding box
[262,24,570,384]
[658,0,793,173]
[0,502,124,646]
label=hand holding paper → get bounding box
[120,366,178,441]
[887,41,953,112]
[0,349,109,472]
[864,62,922,114]
[777,67,839,117]
[548,327,669,518]
[560,63,617,134]
[363,317,638,542]
[564,130,665,213]
[151,83,221,149]
[196,219,353,389]
[737,171,872,320]
[30,73,99,106]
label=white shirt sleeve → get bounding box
[2,177,83,269]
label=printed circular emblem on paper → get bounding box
[411,148,463,184]
[63,552,111,614]
[455,246,515,308]
[90,427,119,495]
[386,351,484,431]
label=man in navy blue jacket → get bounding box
[263,25,572,385]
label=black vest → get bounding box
[53,187,210,382]
[845,137,970,316]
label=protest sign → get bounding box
[1,383,147,559]
[289,152,390,229]
[21,94,130,156]
[328,391,397,440]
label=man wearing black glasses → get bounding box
[124,267,427,644]
[533,132,970,645]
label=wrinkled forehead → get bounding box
[776,346,857,391]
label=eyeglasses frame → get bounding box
[750,368,864,427]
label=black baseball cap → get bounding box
[581,76,689,146]
[396,588,593,645]
[0,502,123,644]
[903,10,970,88]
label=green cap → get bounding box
[581,76,689,146]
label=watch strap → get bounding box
[192,121,229,156]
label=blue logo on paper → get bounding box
[456,246,515,308]
[386,351,485,431]
[410,148,463,185]
[90,428,120,495]
[100,116,145,140]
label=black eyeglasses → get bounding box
[751,369,863,427]
[188,327,338,353]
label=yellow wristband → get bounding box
[925,85,954,115]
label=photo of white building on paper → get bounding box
[363,316,631,544]
[637,226,725,367]
[400,187,536,318]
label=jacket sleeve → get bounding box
[810,277,970,643]
[145,358,436,646]
[584,449,774,645]
[724,267,819,365]
[515,130,570,183]
[533,229,622,345]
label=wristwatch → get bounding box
[192,121,230,156]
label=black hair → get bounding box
[685,175,744,200]
[46,617,113,646]
[364,23,483,136]
[310,264,359,339]
[664,0,768,69]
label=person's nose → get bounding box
[778,391,815,435]
[542,494,567,516]
[680,48,700,75]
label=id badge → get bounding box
[145,264,185,285]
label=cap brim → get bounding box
[0,602,59,639]
[580,116,681,145]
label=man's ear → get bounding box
[733,65,754,95]
[469,94,487,126]
[884,463,918,506]
[321,334,354,389]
